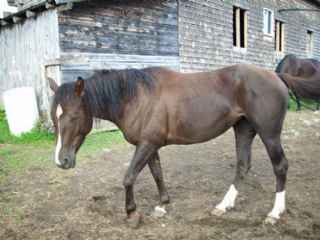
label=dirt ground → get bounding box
[1,111,320,240]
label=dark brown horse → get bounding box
[276,54,320,111]
[49,64,320,227]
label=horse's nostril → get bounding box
[62,158,68,165]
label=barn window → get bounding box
[233,6,247,48]
[307,30,314,56]
[275,20,284,52]
[263,8,274,36]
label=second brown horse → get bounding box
[276,54,320,110]
[49,64,320,227]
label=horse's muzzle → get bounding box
[56,156,76,169]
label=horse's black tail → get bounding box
[277,73,320,101]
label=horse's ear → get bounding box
[75,77,85,97]
[48,77,58,93]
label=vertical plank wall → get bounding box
[0,9,60,113]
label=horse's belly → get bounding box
[167,97,239,144]
[168,117,234,144]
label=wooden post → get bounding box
[276,21,280,51]
[244,11,248,48]
[281,23,285,52]
[236,8,240,48]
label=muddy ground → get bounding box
[1,111,320,240]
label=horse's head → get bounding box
[276,54,299,75]
[49,77,93,169]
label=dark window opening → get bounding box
[233,6,247,48]
[275,20,284,52]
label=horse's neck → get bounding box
[85,88,124,125]
[89,101,122,124]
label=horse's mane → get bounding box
[275,54,297,73]
[53,68,157,119]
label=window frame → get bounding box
[275,20,285,53]
[233,6,248,49]
[307,30,314,57]
[263,8,274,36]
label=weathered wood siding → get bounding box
[57,0,179,83]
[59,52,180,82]
[0,9,60,112]
[179,0,320,72]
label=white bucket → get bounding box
[3,87,39,136]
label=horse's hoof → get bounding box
[126,212,142,229]
[211,208,226,217]
[160,194,170,205]
[264,216,278,225]
[152,205,167,218]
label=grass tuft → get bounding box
[0,109,125,182]
[0,109,54,144]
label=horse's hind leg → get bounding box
[148,152,170,205]
[260,134,288,224]
[296,96,301,111]
[212,118,256,216]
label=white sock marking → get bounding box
[215,184,238,212]
[268,191,286,219]
[55,105,63,166]
[153,205,167,218]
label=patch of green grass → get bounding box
[0,109,54,144]
[79,130,125,158]
[0,109,125,183]
[288,97,320,111]
[0,204,24,224]
[287,91,320,112]
[0,131,125,183]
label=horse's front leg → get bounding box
[123,142,158,227]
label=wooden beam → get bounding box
[26,10,36,18]
[3,12,13,18]
[0,20,8,26]
[57,2,73,12]
[45,2,55,9]
[279,8,320,13]
[12,16,22,23]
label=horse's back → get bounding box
[276,54,320,77]
[144,64,288,144]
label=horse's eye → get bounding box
[70,117,78,122]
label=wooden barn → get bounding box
[0,0,320,117]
